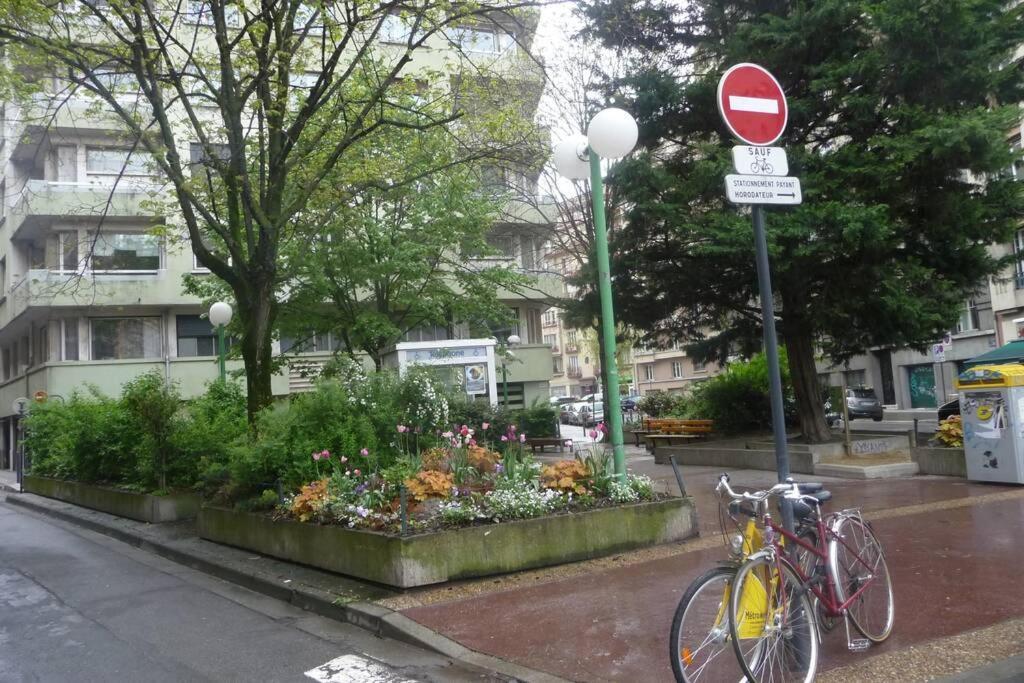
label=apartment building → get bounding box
[0,6,558,474]
[633,344,719,396]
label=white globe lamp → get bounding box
[552,135,591,180]
[587,107,638,159]
[209,301,233,327]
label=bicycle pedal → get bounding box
[848,638,870,652]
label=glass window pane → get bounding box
[91,317,161,360]
[63,320,79,361]
[198,337,215,356]
[178,337,198,357]
[86,148,153,175]
[61,233,78,272]
[92,233,160,271]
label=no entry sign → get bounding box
[717,63,788,146]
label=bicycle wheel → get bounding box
[728,555,818,682]
[669,565,746,682]
[829,515,894,642]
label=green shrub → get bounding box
[638,391,676,418]
[121,372,183,491]
[226,381,380,501]
[516,399,558,438]
[26,388,132,484]
[178,380,248,498]
[681,350,795,434]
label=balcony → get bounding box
[565,344,579,354]
[10,92,147,161]
[5,179,165,241]
[567,367,582,378]
[542,317,559,328]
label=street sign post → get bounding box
[725,175,802,205]
[732,145,789,176]
[717,64,789,146]
[718,63,796,532]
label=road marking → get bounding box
[728,95,779,114]
[305,654,418,682]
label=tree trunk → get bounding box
[782,324,832,443]
[237,285,278,425]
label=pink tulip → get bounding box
[519,434,526,443]
[312,452,320,461]
[321,450,330,459]
[482,422,490,430]
[354,469,361,476]
[510,425,516,432]
[397,425,407,433]
[340,456,348,463]
[501,435,508,442]
[589,430,598,439]
[460,426,470,436]
[360,448,369,457]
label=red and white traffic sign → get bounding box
[717,63,788,146]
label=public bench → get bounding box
[525,437,573,454]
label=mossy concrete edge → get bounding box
[22,475,200,523]
[197,497,698,588]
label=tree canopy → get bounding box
[583,0,1024,441]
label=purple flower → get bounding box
[355,506,369,518]
[500,435,508,442]
[355,483,368,495]
[495,463,504,473]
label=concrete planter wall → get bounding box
[197,497,698,588]
[660,446,816,474]
[23,475,200,523]
[912,447,966,477]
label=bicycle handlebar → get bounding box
[715,473,822,507]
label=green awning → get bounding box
[963,340,1024,368]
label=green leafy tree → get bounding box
[583,0,1024,441]
[279,86,537,369]
[0,0,542,421]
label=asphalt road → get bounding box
[0,502,495,683]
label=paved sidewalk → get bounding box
[400,475,1024,682]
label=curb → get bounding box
[933,653,1024,682]
[4,494,568,683]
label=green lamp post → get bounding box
[209,301,233,382]
[553,107,638,483]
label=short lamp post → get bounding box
[209,301,233,383]
[553,107,638,483]
[500,333,521,407]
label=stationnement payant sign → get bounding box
[724,174,802,205]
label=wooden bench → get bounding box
[629,429,654,447]
[525,437,573,454]
[642,419,714,451]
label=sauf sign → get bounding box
[717,62,802,530]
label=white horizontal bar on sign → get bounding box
[729,96,779,114]
[724,174,802,205]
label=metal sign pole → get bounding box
[752,206,795,532]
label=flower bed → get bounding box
[197,497,696,588]
[23,475,200,523]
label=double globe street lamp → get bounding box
[209,301,233,383]
[552,107,638,482]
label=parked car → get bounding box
[620,394,642,411]
[938,398,960,421]
[559,403,579,424]
[578,403,605,427]
[845,387,884,421]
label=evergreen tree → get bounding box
[583,0,1024,441]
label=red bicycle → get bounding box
[717,474,894,682]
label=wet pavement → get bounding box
[402,475,1024,682]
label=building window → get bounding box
[525,308,542,343]
[93,64,138,93]
[843,369,867,387]
[566,330,578,349]
[35,325,49,364]
[568,355,580,371]
[63,320,79,361]
[184,1,241,27]
[91,317,162,360]
[402,324,449,343]
[956,299,980,333]
[552,356,563,374]
[380,13,423,44]
[85,148,154,176]
[91,233,160,271]
[176,315,217,357]
[543,334,557,347]
[1015,229,1024,289]
[450,26,515,54]
[644,364,654,380]
[671,361,682,378]
[1,346,9,380]
[543,308,558,326]
[693,358,706,372]
[280,331,345,353]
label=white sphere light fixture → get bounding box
[209,301,233,327]
[552,134,591,180]
[587,107,638,159]
[507,334,521,345]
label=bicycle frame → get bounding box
[762,511,878,618]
